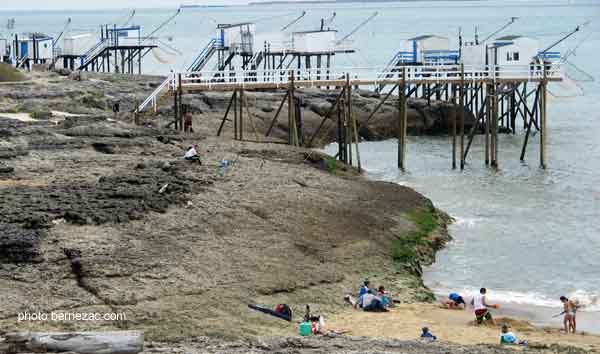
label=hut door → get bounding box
[20,42,28,58]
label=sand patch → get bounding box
[325,303,600,351]
[0,179,48,188]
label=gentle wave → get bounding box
[434,287,600,312]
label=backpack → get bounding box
[275,304,293,320]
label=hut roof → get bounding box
[409,34,446,41]
[496,35,523,41]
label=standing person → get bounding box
[559,296,577,333]
[471,288,500,325]
[184,106,194,133]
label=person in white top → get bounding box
[470,288,500,325]
[184,145,201,164]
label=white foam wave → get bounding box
[433,287,600,312]
[452,217,481,228]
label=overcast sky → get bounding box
[0,0,266,11]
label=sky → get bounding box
[0,0,306,11]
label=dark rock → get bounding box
[92,142,117,154]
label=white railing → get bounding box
[174,63,562,89]
[136,72,176,113]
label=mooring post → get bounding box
[177,73,183,132]
[485,83,490,166]
[540,66,547,169]
[290,72,299,146]
[347,74,361,172]
[239,86,244,141]
[460,64,465,170]
[233,90,238,140]
[337,99,343,162]
[452,84,457,170]
[398,68,407,170]
[173,87,178,131]
[492,82,499,168]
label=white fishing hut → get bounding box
[62,33,99,56]
[14,34,54,62]
[462,35,542,66]
[292,30,338,53]
[396,35,458,64]
[0,38,7,62]
[217,23,256,54]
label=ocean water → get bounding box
[2,0,599,332]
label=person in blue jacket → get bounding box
[440,292,466,309]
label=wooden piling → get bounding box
[239,87,244,141]
[452,85,457,170]
[485,83,490,165]
[540,67,547,169]
[233,90,238,140]
[177,73,183,131]
[492,83,499,168]
[398,68,407,170]
[347,74,361,172]
[460,64,465,170]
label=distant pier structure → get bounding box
[55,25,158,74]
[186,12,375,76]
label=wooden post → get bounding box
[347,74,361,172]
[177,73,183,132]
[398,68,407,170]
[337,100,343,161]
[460,64,465,170]
[485,83,490,165]
[289,72,299,146]
[492,82,499,168]
[233,90,238,140]
[452,84,457,170]
[540,67,547,169]
[239,86,244,141]
[173,90,178,130]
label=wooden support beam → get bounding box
[460,64,465,170]
[265,91,290,137]
[452,85,457,170]
[239,87,244,141]
[177,73,183,132]
[398,68,407,170]
[464,96,488,161]
[492,82,499,168]
[485,83,490,166]
[347,74,361,172]
[234,89,238,140]
[217,90,236,137]
[540,68,547,169]
[306,86,346,147]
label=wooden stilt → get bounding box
[265,91,289,137]
[452,85,457,170]
[233,90,238,140]
[398,68,407,170]
[239,87,244,141]
[460,64,465,170]
[540,67,547,169]
[217,91,236,136]
[485,83,490,165]
[347,74,361,172]
[492,83,499,168]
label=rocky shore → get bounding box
[0,70,593,353]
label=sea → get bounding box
[1,0,598,333]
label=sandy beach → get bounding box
[326,303,600,352]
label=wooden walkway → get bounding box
[137,63,562,170]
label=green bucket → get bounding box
[299,321,312,336]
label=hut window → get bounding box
[506,53,511,61]
[513,52,520,61]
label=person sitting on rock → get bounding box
[184,145,201,164]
